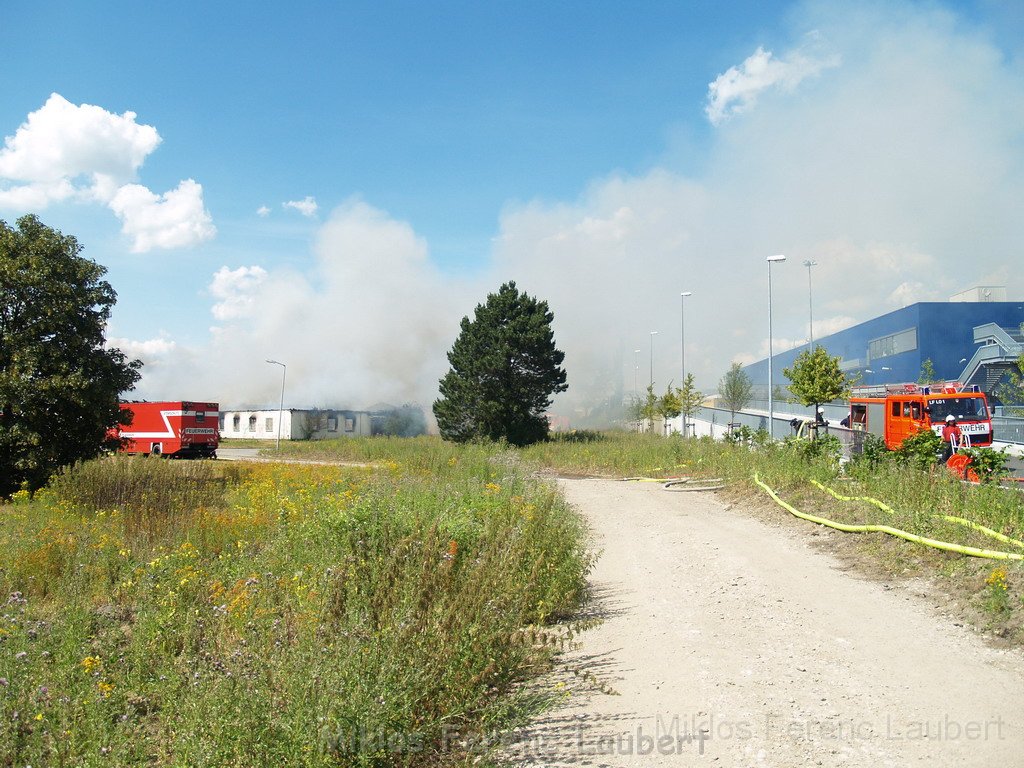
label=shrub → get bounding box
[894,428,943,470]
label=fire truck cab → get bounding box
[117,401,219,459]
[848,383,992,451]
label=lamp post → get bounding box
[649,331,658,390]
[634,349,640,399]
[802,259,817,348]
[633,349,641,432]
[680,291,692,436]
[266,359,286,451]
[767,255,787,439]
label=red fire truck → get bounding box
[116,401,219,458]
[848,383,993,450]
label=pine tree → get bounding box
[433,282,567,446]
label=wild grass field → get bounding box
[0,447,588,767]
[3,431,1023,766]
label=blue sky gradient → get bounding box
[2,1,1022,412]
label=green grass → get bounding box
[0,451,589,767]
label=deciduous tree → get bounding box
[433,282,567,446]
[677,373,703,436]
[783,346,849,426]
[719,362,753,425]
[657,383,682,436]
[1,215,141,496]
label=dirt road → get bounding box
[501,479,1024,767]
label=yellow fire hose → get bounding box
[809,479,1024,550]
[754,474,1024,562]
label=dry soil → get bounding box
[499,478,1024,767]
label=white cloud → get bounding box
[0,93,160,190]
[256,205,270,217]
[209,265,268,321]
[706,41,840,125]
[107,335,177,359]
[283,196,318,217]
[0,93,214,253]
[108,179,216,253]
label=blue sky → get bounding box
[3,1,1023,411]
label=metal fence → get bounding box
[692,406,862,456]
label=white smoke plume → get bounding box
[126,2,1024,422]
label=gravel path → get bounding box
[500,478,1024,767]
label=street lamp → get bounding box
[634,349,640,399]
[802,260,817,348]
[767,254,787,439]
[649,331,658,391]
[266,359,286,451]
[680,292,692,436]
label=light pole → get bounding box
[633,349,641,433]
[767,255,786,440]
[634,349,640,399]
[649,331,658,390]
[803,259,817,348]
[266,359,286,451]
[680,291,692,436]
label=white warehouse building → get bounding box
[218,408,372,441]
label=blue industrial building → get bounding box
[743,299,1024,400]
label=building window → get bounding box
[232,414,240,432]
[248,415,257,432]
[219,414,225,430]
[327,417,338,432]
[344,417,355,432]
[868,327,918,361]
[265,417,274,432]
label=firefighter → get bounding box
[940,414,962,463]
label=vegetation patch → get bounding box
[0,449,589,767]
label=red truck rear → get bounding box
[117,401,219,458]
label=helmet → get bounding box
[945,415,955,422]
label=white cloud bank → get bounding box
[129,2,1024,418]
[0,93,215,252]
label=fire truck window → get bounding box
[891,402,900,417]
[911,402,921,419]
[195,411,206,422]
[248,415,256,432]
[232,414,240,431]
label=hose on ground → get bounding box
[754,473,1024,561]
[620,475,725,491]
[663,478,725,492]
[809,479,1024,550]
